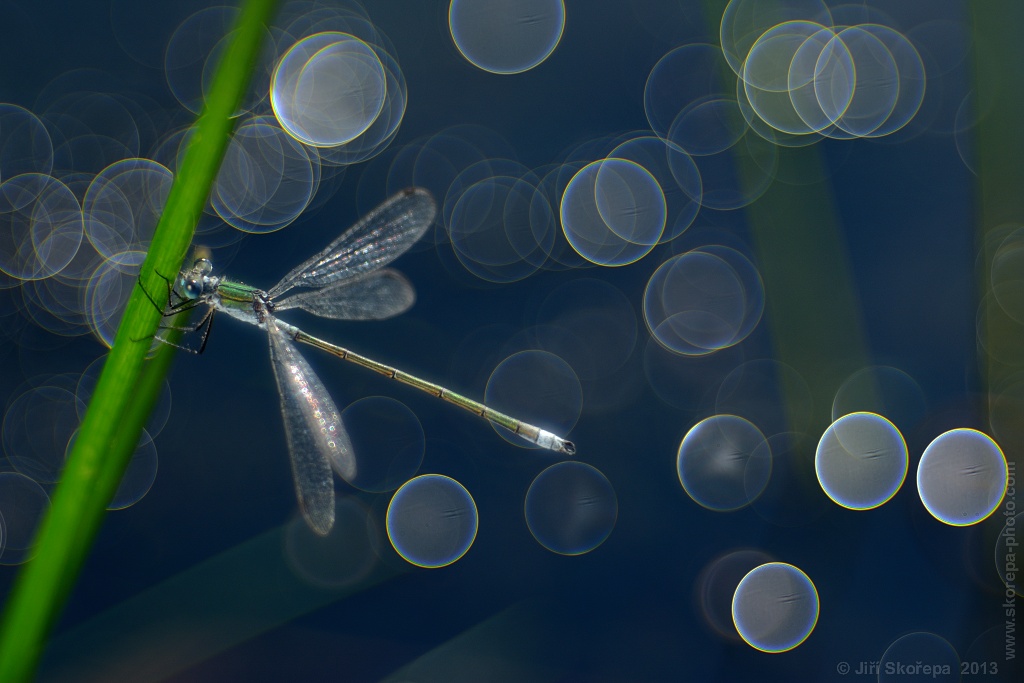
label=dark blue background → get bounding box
[0,1,1016,681]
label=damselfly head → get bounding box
[178,258,213,300]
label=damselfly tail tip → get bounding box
[537,429,576,456]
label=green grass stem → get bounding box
[0,0,279,679]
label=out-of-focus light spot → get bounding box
[644,43,734,140]
[525,461,617,555]
[818,27,899,138]
[815,412,907,510]
[485,350,581,450]
[677,414,771,511]
[728,17,925,141]
[917,428,1007,526]
[316,42,408,169]
[387,474,477,568]
[449,0,565,75]
[0,103,54,181]
[732,562,819,652]
[669,96,749,157]
[855,24,927,138]
[211,116,318,234]
[607,136,701,242]
[0,173,83,281]
[644,246,764,356]
[719,0,833,77]
[84,158,172,259]
[340,396,424,493]
[272,32,387,148]
[84,250,147,349]
[560,158,666,267]
[446,174,551,282]
[2,384,83,483]
[745,21,836,137]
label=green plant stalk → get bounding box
[0,0,279,679]
[971,2,1022,514]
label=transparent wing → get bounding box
[268,187,436,299]
[267,321,356,535]
[273,268,415,321]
